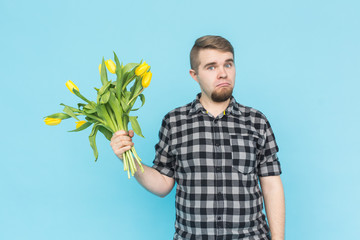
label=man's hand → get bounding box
[259,175,285,240]
[109,129,175,197]
[110,130,135,160]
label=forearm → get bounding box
[134,161,175,198]
[261,177,285,240]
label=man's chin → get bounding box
[211,87,233,102]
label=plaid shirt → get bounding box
[152,93,282,240]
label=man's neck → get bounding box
[199,94,231,118]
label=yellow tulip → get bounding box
[98,64,101,75]
[65,80,79,94]
[105,59,116,74]
[75,120,87,129]
[141,71,152,88]
[135,62,149,76]
[140,65,151,78]
[44,117,62,126]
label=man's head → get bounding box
[189,35,235,103]
[190,35,234,73]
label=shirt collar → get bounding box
[188,93,242,117]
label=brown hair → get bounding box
[190,35,234,72]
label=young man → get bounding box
[110,36,285,240]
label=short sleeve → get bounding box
[257,116,282,177]
[152,115,176,178]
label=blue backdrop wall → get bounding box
[1,0,359,239]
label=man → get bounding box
[110,35,285,240]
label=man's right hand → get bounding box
[110,130,135,160]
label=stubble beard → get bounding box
[211,86,233,102]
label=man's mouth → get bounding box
[216,82,231,88]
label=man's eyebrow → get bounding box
[203,62,217,69]
[225,58,234,63]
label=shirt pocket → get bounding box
[230,132,260,174]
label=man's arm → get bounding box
[134,162,175,198]
[259,175,285,240]
[110,130,175,198]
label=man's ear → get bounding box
[189,69,198,83]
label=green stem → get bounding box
[131,147,144,173]
[123,153,128,171]
[105,104,118,131]
[127,88,144,105]
[86,114,106,124]
[122,75,136,91]
[126,151,135,176]
[97,104,116,132]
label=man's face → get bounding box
[190,49,235,103]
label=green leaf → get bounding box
[108,91,124,129]
[63,105,79,120]
[123,114,129,131]
[98,81,112,95]
[120,91,132,112]
[78,103,87,109]
[129,116,144,138]
[68,121,93,132]
[122,71,136,91]
[131,94,145,111]
[122,62,138,74]
[100,57,108,86]
[44,113,71,119]
[60,103,81,113]
[73,89,92,104]
[130,76,142,100]
[84,108,97,114]
[89,123,100,161]
[85,116,98,123]
[100,91,110,104]
[84,103,94,110]
[114,52,124,101]
[99,126,112,141]
[96,104,115,132]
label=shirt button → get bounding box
[215,142,220,146]
[216,167,222,172]
[217,216,221,220]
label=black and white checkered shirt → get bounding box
[152,93,282,240]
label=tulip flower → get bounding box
[135,62,149,76]
[141,71,152,88]
[65,80,79,94]
[105,59,116,74]
[45,52,152,179]
[75,120,87,128]
[44,117,62,126]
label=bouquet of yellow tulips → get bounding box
[44,52,152,178]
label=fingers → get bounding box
[110,130,135,160]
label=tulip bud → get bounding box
[75,120,87,128]
[105,59,116,74]
[141,71,152,88]
[135,62,149,76]
[44,117,62,126]
[98,64,101,75]
[65,80,79,94]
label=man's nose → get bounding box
[218,66,227,78]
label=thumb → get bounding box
[128,130,135,138]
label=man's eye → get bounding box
[225,63,232,68]
[207,66,215,70]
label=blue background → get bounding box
[1,0,359,239]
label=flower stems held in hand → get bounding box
[44,52,152,179]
